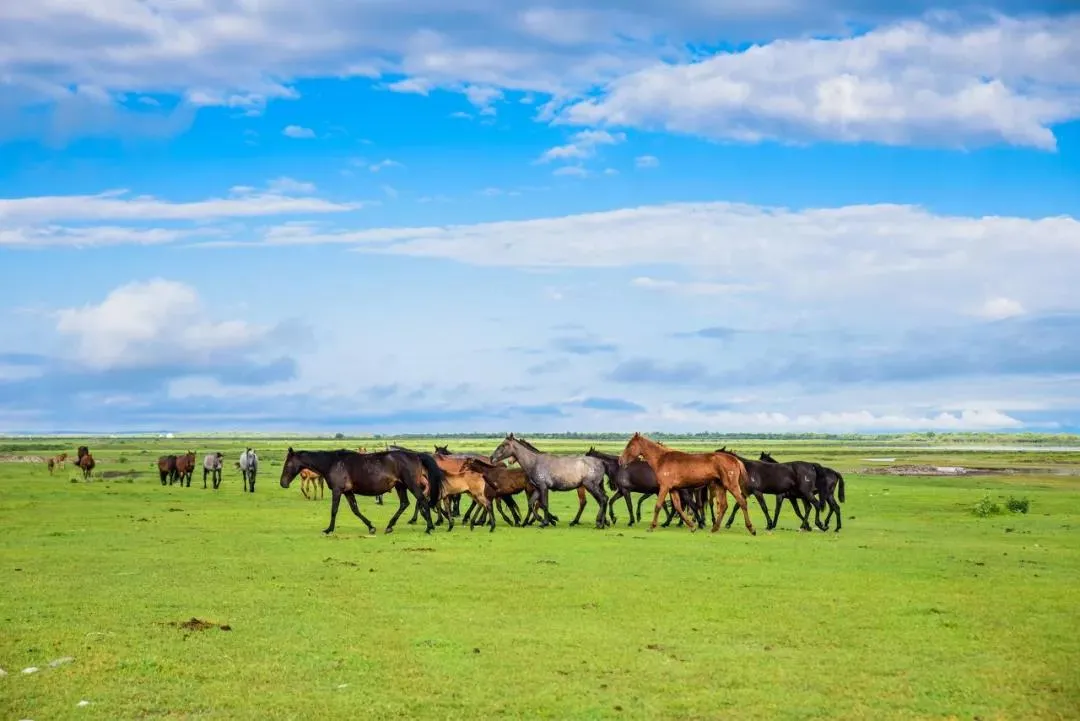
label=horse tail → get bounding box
[413,452,445,508]
[837,472,845,503]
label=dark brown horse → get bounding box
[618,433,755,534]
[759,452,845,532]
[279,448,443,535]
[459,457,529,527]
[77,451,95,481]
[718,449,820,531]
[158,455,177,485]
[173,451,197,487]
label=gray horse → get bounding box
[202,452,223,490]
[490,433,609,528]
[239,448,258,492]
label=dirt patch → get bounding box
[403,547,436,552]
[0,454,46,463]
[165,617,231,632]
[861,464,1080,477]
[101,470,142,479]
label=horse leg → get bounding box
[752,491,773,529]
[669,490,698,532]
[407,494,422,525]
[829,493,842,532]
[502,495,522,526]
[537,487,553,528]
[733,485,757,536]
[649,486,670,531]
[569,486,587,526]
[711,483,730,533]
[771,496,784,528]
[462,499,478,525]
[203,468,208,489]
[324,489,343,534]
[585,480,608,529]
[345,493,376,534]
[384,485,411,534]
[636,492,654,522]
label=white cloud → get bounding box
[561,15,1080,149]
[368,159,403,172]
[634,154,659,168]
[652,406,1025,432]
[266,177,317,195]
[0,189,358,224]
[553,165,589,177]
[632,276,757,295]
[538,129,626,163]
[0,226,198,248]
[55,279,270,370]
[976,296,1025,320]
[282,125,315,139]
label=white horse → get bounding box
[239,448,259,492]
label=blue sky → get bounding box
[1,1,1079,434]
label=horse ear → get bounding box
[287,446,293,455]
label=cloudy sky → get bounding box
[1,0,1079,434]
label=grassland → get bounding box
[1,436,1079,720]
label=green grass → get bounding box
[2,437,1079,720]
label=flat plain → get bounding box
[1,436,1078,720]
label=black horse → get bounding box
[759,452,845,532]
[717,449,821,531]
[279,448,444,535]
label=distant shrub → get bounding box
[69,478,79,484]
[118,456,128,464]
[972,495,1002,518]
[1006,496,1031,514]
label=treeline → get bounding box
[358,431,1080,445]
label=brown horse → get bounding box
[618,433,755,534]
[46,453,67,474]
[77,452,95,481]
[158,455,178,485]
[174,451,197,487]
[299,468,325,499]
[459,458,528,526]
[435,461,496,531]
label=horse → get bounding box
[76,446,89,468]
[618,433,755,534]
[158,455,178,485]
[77,451,95,481]
[299,468,325,499]
[279,448,442,535]
[202,452,224,489]
[434,460,496,532]
[174,451,197,487]
[239,448,258,492]
[434,444,495,517]
[355,447,383,505]
[717,449,820,531]
[585,447,665,526]
[458,458,528,527]
[759,452,845,532]
[46,453,67,474]
[490,434,609,529]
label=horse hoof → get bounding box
[368,528,377,535]
[322,529,333,535]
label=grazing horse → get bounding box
[173,451,197,487]
[77,451,95,481]
[759,452,845,532]
[76,446,89,468]
[490,434,609,529]
[279,448,442,535]
[158,455,178,485]
[239,448,258,492]
[717,450,820,531]
[202,452,224,489]
[46,453,67,474]
[618,433,755,534]
[299,468,325,499]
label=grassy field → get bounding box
[1,436,1079,720]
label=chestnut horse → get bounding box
[46,453,67,474]
[173,451,197,487]
[618,433,755,534]
[299,468,325,499]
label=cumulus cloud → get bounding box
[266,177,317,195]
[561,15,1080,149]
[976,296,1025,319]
[651,406,1024,432]
[634,155,659,168]
[54,279,275,371]
[632,276,756,295]
[282,125,316,139]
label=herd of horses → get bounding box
[276,433,846,536]
[49,434,846,538]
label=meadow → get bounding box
[1,436,1078,720]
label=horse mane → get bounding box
[511,435,543,453]
[586,447,618,462]
[715,447,749,463]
